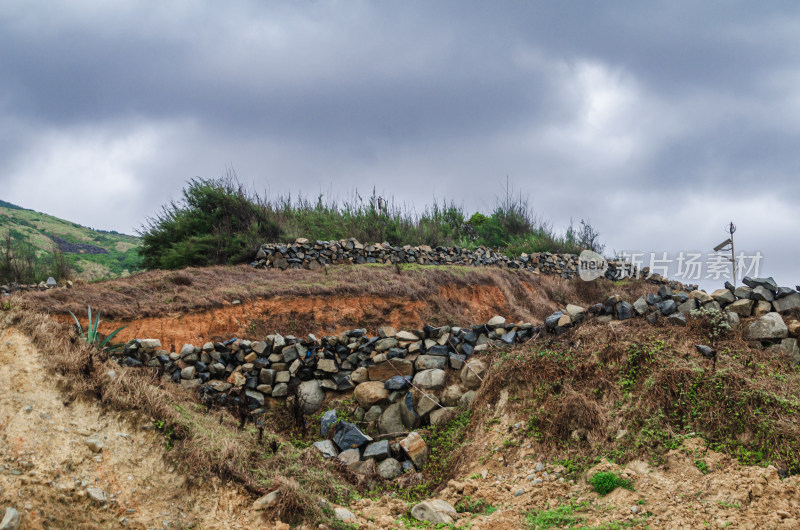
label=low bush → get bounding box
[588,471,634,496]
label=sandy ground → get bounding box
[0,327,268,530]
[348,405,800,529]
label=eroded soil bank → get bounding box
[62,283,540,353]
[0,327,261,529]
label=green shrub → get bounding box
[139,175,281,269]
[588,471,634,496]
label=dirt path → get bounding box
[0,327,267,529]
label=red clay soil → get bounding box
[56,284,522,353]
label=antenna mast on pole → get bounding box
[713,222,737,286]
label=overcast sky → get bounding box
[1,1,798,289]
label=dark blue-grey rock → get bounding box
[673,291,689,303]
[695,344,716,359]
[545,312,563,329]
[776,287,797,299]
[657,299,677,315]
[616,301,634,320]
[363,440,391,460]
[774,292,800,313]
[448,354,465,370]
[462,330,477,344]
[319,409,338,437]
[658,285,673,298]
[459,343,474,356]
[333,421,372,451]
[743,276,778,292]
[646,293,662,305]
[500,331,517,344]
[427,345,449,356]
[385,376,411,391]
[245,390,265,408]
[667,312,687,326]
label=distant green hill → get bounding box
[0,200,142,282]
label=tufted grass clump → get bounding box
[589,471,634,496]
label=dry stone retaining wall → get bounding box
[250,238,632,281]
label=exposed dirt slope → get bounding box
[29,264,654,352]
[348,435,800,529]
[0,327,262,529]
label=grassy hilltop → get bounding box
[0,199,142,282]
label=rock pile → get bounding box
[1,277,71,295]
[116,317,535,421]
[544,277,800,364]
[312,411,429,478]
[250,238,634,280]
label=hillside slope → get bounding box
[0,199,142,281]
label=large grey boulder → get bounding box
[298,380,325,414]
[377,396,418,434]
[746,313,788,341]
[415,355,447,371]
[411,499,457,525]
[353,381,390,408]
[313,440,338,459]
[441,385,465,407]
[711,289,736,305]
[378,458,404,479]
[487,315,506,327]
[337,448,361,466]
[677,299,697,315]
[460,359,487,390]
[412,369,446,390]
[728,299,753,317]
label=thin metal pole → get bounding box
[731,231,736,286]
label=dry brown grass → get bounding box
[465,313,800,478]
[20,263,659,332]
[5,301,360,525]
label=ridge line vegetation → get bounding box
[139,173,604,270]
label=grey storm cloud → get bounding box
[0,1,798,288]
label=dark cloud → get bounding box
[0,1,798,288]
